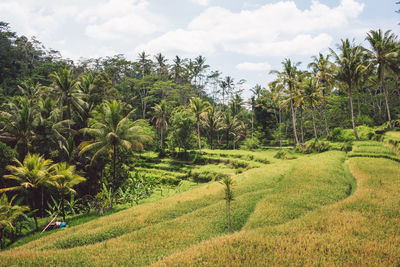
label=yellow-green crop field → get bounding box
[1,143,399,266]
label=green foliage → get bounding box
[296,139,331,154]
[167,108,196,152]
[0,142,17,187]
[341,141,353,153]
[240,137,261,150]
[355,115,374,127]
[274,149,288,159]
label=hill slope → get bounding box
[1,146,399,266]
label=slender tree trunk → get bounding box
[226,200,231,233]
[349,89,359,140]
[41,186,44,217]
[299,108,304,143]
[111,144,117,208]
[197,119,202,154]
[61,193,65,222]
[279,108,282,149]
[160,127,163,150]
[323,102,329,136]
[357,90,361,117]
[382,83,392,129]
[311,107,318,141]
[290,99,300,145]
[0,228,4,249]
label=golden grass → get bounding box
[152,157,400,266]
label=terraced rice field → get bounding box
[1,142,399,266]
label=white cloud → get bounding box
[236,62,271,72]
[79,0,166,40]
[138,0,364,57]
[0,0,165,43]
[191,0,211,6]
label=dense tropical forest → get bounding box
[0,16,399,254]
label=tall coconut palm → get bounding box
[79,100,152,206]
[330,39,369,140]
[0,153,55,231]
[301,77,322,141]
[220,76,234,107]
[308,53,334,135]
[271,59,301,144]
[50,163,86,221]
[154,53,168,76]
[190,97,211,154]
[50,68,86,122]
[366,29,399,128]
[137,51,151,78]
[0,97,36,159]
[152,100,170,150]
[202,107,223,149]
[223,110,241,149]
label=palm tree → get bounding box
[137,51,151,78]
[301,77,322,141]
[50,68,86,122]
[220,76,234,107]
[308,53,334,135]
[0,97,36,159]
[366,29,399,129]
[79,100,152,206]
[0,153,55,231]
[50,163,86,221]
[0,194,29,248]
[202,107,223,149]
[190,97,211,154]
[154,53,168,76]
[219,177,234,233]
[17,79,46,104]
[172,56,187,84]
[193,55,210,90]
[223,110,241,149]
[152,100,170,150]
[271,59,301,144]
[330,39,369,140]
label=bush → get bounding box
[327,127,345,142]
[274,150,288,159]
[296,140,331,154]
[355,115,374,127]
[341,141,353,153]
[240,137,261,150]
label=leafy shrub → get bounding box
[327,127,345,141]
[355,115,374,127]
[274,150,288,159]
[296,140,331,154]
[240,137,261,150]
[235,168,244,174]
[341,141,353,153]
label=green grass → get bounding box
[1,145,398,266]
[348,141,400,162]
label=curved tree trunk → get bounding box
[300,108,304,143]
[382,84,392,129]
[290,98,299,145]
[323,102,329,136]
[349,88,359,140]
[311,107,318,141]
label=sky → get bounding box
[0,0,399,98]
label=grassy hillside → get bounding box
[1,143,399,266]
